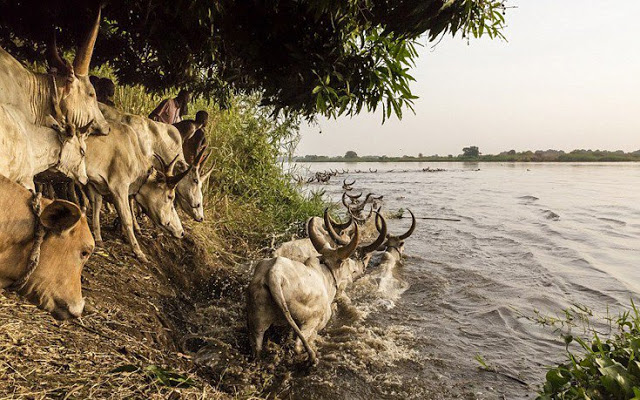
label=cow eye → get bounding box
[89,92,95,97]
[193,178,198,184]
[80,148,86,157]
[81,250,91,258]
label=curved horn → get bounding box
[73,4,102,75]
[375,208,385,233]
[47,31,73,76]
[398,209,417,240]
[343,178,355,186]
[166,164,192,188]
[308,217,330,255]
[359,212,387,254]
[335,223,359,260]
[324,209,349,246]
[346,191,362,200]
[332,214,353,231]
[167,154,180,175]
[341,192,351,210]
[153,154,167,172]
[194,146,208,168]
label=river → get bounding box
[285,161,640,399]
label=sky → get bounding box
[296,0,640,157]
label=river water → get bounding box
[286,161,640,399]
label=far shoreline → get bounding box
[294,158,640,163]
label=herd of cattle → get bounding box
[0,17,415,364]
[0,14,212,321]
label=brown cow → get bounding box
[0,174,94,320]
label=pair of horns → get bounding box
[153,154,191,188]
[343,178,355,186]
[47,4,102,76]
[308,212,359,260]
[324,209,387,255]
[376,209,416,241]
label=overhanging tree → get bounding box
[0,0,507,119]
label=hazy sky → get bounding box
[297,0,640,157]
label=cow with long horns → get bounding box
[248,217,362,364]
[249,211,387,364]
[0,5,109,135]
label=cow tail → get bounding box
[267,270,316,362]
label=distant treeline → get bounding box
[296,149,640,163]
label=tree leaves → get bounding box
[0,0,508,120]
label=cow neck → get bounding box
[320,261,339,291]
[132,167,154,199]
[31,127,65,172]
[28,73,56,126]
[5,192,45,292]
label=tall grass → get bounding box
[93,66,325,258]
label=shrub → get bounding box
[538,301,640,399]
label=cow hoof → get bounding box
[95,239,103,246]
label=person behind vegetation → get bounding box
[95,77,116,106]
[149,89,190,124]
[175,111,209,164]
[174,110,208,141]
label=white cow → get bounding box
[0,104,88,190]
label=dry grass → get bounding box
[0,212,237,399]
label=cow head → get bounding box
[22,200,94,320]
[135,155,190,238]
[55,123,90,185]
[46,5,110,136]
[324,209,387,269]
[308,215,361,290]
[176,147,213,222]
[375,210,416,256]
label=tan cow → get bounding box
[0,104,88,190]
[0,6,108,135]
[99,103,208,222]
[84,121,190,262]
[247,213,387,364]
[0,174,94,320]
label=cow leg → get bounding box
[67,181,79,205]
[87,186,103,243]
[46,182,56,199]
[130,197,141,233]
[112,191,148,263]
[294,321,318,364]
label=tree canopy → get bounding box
[0,0,507,119]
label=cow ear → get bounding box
[40,200,82,233]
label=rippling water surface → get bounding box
[288,161,640,399]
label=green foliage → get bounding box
[0,0,508,120]
[345,150,359,159]
[538,301,640,399]
[462,146,480,158]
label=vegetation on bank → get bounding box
[298,148,640,163]
[538,301,640,399]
